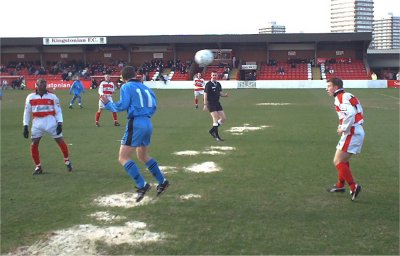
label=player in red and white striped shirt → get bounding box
[23,78,72,175]
[95,75,120,127]
[326,77,363,201]
[193,73,205,109]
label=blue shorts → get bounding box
[122,116,152,147]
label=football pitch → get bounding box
[1,87,399,255]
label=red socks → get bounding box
[336,162,356,191]
[31,141,69,167]
[95,112,101,122]
[57,140,69,159]
[31,143,40,166]
[112,112,118,122]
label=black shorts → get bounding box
[208,102,223,112]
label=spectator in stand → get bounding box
[180,65,186,74]
[396,72,400,81]
[163,74,169,84]
[325,65,332,74]
[269,59,277,66]
[385,71,393,80]
[61,71,68,81]
[81,67,89,79]
[371,72,377,80]
[142,73,147,82]
[69,75,85,109]
[223,67,230,80]
[310,58,315,67]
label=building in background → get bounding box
[331,0,374,33]
[372,13,400,49]
[259,21,286,34]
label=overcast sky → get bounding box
[1,0,398,37]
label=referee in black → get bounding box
[203,71,229,141]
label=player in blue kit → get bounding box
[100,66,169,202]
[69,75,85,109]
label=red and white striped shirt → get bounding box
[98,81,116,96]
[334,89,364,133]
[23,91,62,125]
[194,78,205,92]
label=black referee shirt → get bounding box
[204,81,222,103]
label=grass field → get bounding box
[1,87,399,255]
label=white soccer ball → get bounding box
[194,49,214,66]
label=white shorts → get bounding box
[31,115,62,139]
[194,90,204,97]
[99,96,114,109]
[336,125,365,154]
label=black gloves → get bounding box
[56,123,62,135]
[23,125,29,138]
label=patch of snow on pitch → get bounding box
[184,161,221,173]
[89,211,126,223]
[173,150,200,156]
[180,194,202,200]
[256,103,292,106]
[11,221,165,256]
[201,150,226,155]
[226,124,270,135]
[159,166,177,171]
[208,146,236,151]
[159,166,178,174]
[94,192,152,208]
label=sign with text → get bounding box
[238,81,256,88]
[25,79,91,90]
[387,80,400,88]
[43,37,107,45]
[241,65,257,70]
[153,53,164,59]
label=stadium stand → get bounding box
[321,60,370,80]
[170,71,189,81]
[258,62,309,80]
[202,66,228,80]
[0,58,373,83]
